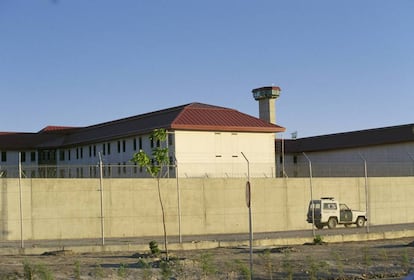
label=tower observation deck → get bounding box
[252,86,281,124]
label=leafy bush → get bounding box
[313,235,324,245]
[149,240,161,256]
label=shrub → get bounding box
[199,253,217,277]
[149,240,161,256]
[313,235,324,245]
[73,260,81,280]
[23,260,35,280]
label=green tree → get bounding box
[131,128,170,260]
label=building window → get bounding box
[21,152,26,162]
[59,150,65,161]
[1,151,6,162]
[89,146,92,157]
[93,145,97,157]
[117,141,121,153]
[67,149,71,161]
[103,144,106,155]
[168,134,173,146]
[293,155,298,164]
[31,151,36,162]
[150,137,154,148]
[139,137,142,150]
[133,138,137,151]
[122,140,126,153]
[169,156,173,170]
[107,143,111,155]
[76,148,83,159]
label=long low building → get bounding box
[0,103,285,178]
[276,123,414,177]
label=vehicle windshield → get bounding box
[340,204,350,210]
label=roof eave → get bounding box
[171,124,285,133]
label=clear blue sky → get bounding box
[1,1,413,138]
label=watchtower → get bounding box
[251,86,281,124]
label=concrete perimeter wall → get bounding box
[1,177,413,241]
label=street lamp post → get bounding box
[241,152,253,279]
[303,153,315,238]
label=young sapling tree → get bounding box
[131,128,170,260]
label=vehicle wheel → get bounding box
[356,217,366,228]
[327,218,337,229]
[315,223,324,230]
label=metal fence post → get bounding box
[358,153,369,233]
[18,152,24,248]
[99,153,105,246]
[174,156,182,243]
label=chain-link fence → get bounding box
[280,161,414,177]
[1,160,413,178]
[1,162,276,178]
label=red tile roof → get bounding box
[38,126,78,133]
[0,103,285,149]
[172,103,285,132]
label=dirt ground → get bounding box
[0,237,413,279]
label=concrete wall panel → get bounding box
[0,177,413,241]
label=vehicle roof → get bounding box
[309,198,338,204]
